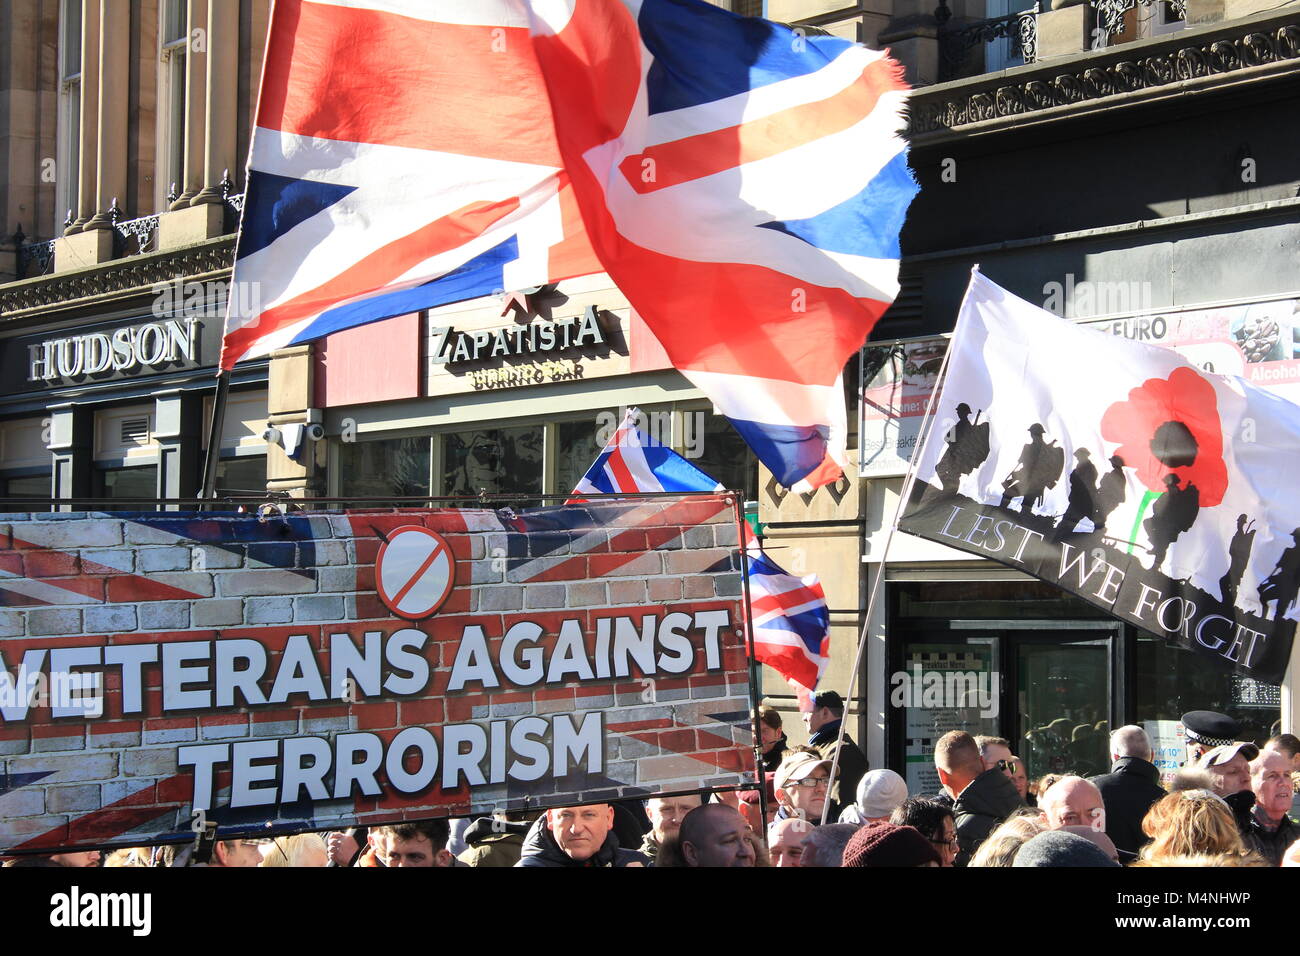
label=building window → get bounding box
[57,0,82,223]
[442,426,544,499]
[97,465,159,508]
[159,0,188,206]
[690,407,759,501]
[214,455,267,495]
[338,436,432,500]
[3,474,51,499]
[1142,0,1187,37]
[1135,635,1280,749]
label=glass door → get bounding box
[1015,634,1115,783]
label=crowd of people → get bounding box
[5,694,1298,868]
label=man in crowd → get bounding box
[372,820,454,867]
[1246,747,1300,865]
[640,793,702,863]
[1010,756,1032,805]
[516,802,648,867]
[767,816,809,867]
[976,735,1016,779]
[804,691,869,820]
[1039,776,1107,832]
[934,730,1021,866]
[1198,741,1260,836]
[1089,725,1165,860]
[48,850,102,867]
[842,821,941,867]
[799,823,860,867]
[758,705,789,773]
[208,839,264,868]
[676,804,755,868]
[838,768,908,824]
[1181,710,1241,765]
[773,750,832,826]
[890,797,959,867]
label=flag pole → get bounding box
[732,492,771,836]
[199,369,231,503]
[817,266,978,824]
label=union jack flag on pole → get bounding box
[219,0,917,493]
[572,409,831,696]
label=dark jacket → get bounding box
[761,735,789,774]
[808,721,869,820]
[1090,757,1166,861]
[515,815,649,868]
[953,767,1023,867]
[457,818,531,868]
[1244,809,1300,866]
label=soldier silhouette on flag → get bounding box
[1094,454,1128,534]
[1053,448,1100,538]
[1143,473,1200,573]
[935,402,991,493]
[1259,528,1300,621]
[999,423,1065,516]
[1219,514,1257,607]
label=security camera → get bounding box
[304,423,325,441]
[262,425,282,444]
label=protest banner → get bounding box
[899,273,1300,683]
[0,495,754,853]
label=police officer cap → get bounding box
[1181,710,1240,748]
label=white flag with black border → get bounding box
[900,270,1300,682]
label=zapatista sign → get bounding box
[0,496,754,853]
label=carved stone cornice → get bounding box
[908,11,1300,142]
[0,236,236,322]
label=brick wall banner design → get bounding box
[0,495,754,852]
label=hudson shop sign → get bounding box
[1,315,222,393]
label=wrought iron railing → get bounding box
[1094,0,1187,39]
[939,3,1040,82]
[12,226,56,278]
[7,176,246,279]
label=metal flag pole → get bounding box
[731,492,771,836]
[817,265,979,825]
[199,369,231,502]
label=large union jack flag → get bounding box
[220,0,916,494]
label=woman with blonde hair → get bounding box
[968,809,1048,867]
[259,832,329,867]
[1138,790,1257,863]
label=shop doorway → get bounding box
[892,624,1117,795]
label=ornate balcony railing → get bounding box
[12,228,56,278]
[939,3,1040,82]
[1095,0,1187,39]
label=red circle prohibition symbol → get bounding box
[374,526,456,620]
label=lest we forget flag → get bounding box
[571,409,831,695]
[900,271,1300,683]
[218,0,918,492]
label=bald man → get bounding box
[678,805,755,868]
[767,816,809,868]
[1040,776,1106,832]
[1090,725,1164,860]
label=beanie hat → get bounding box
[856,769,909,819]
[1012,830,1120,867]
[841,822,941,868]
